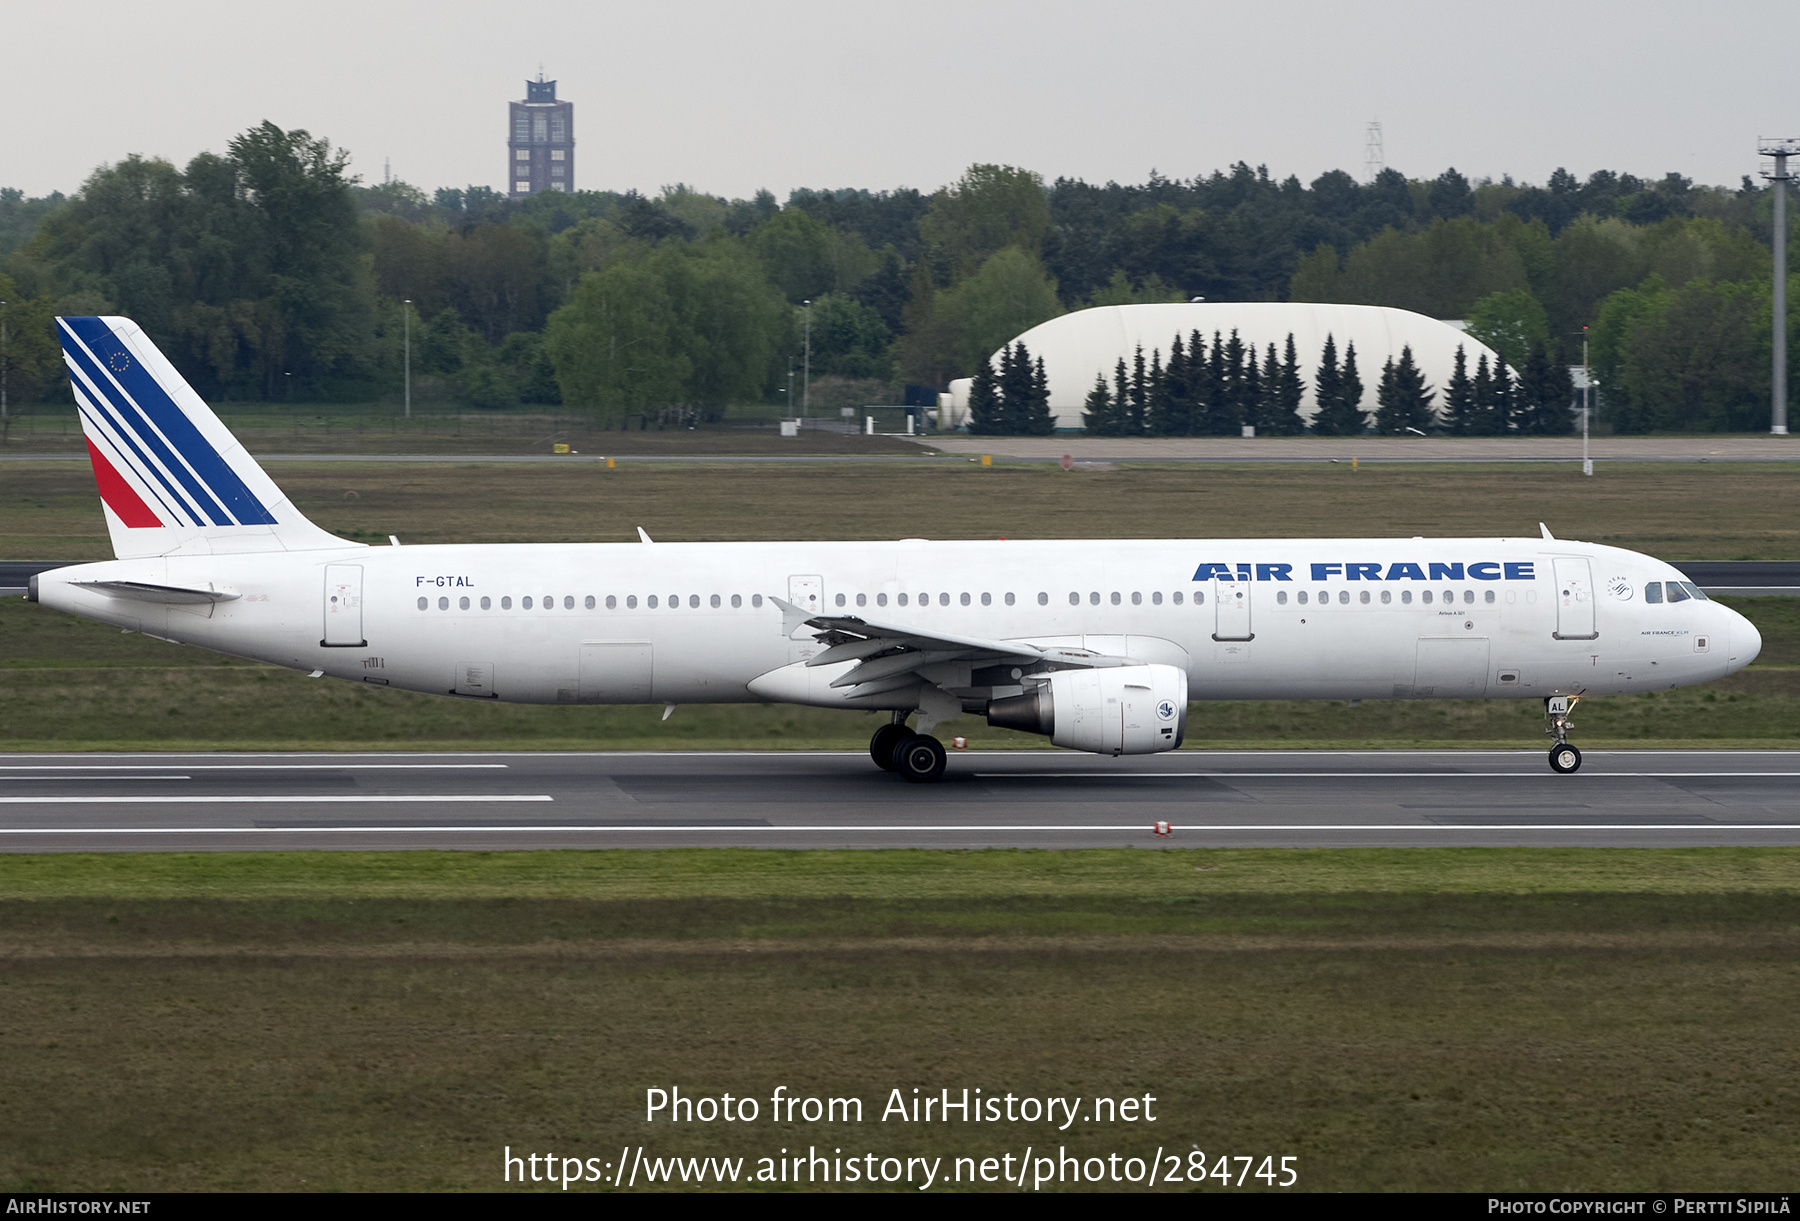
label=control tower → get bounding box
[508,75,573,199]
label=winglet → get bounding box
[1540,522,1555,540]
[637,527,654,544]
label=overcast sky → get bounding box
[4,0,1795,201]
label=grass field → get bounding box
[1,848,1795,1192]
[3,458,1799,750]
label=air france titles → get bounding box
[1192,561,1536,583]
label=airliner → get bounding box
[26,317,1761,781]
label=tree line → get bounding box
[0,125,1792,433]
[961,330,1573,439]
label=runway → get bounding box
[3,749,1799,850]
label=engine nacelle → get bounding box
[986,663,1188,755]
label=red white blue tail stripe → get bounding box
[58,316,277,528]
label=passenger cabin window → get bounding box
[1359,590,1370,604]
[646,596,656,608]
[1193,591,1204,605]
[523,596,534,609]
[835,593,846,608]
[626,596,636,609]
[877,593,888,607]
[1005,592,1016,606]
[417,597,428,610]
[1484,590,1495,604]
[752,594,763,607]
[1296,591,1307,605]
[482,596,492,610]
[1338,591,1350,605]
[711,595,721,608]
[438,597,449,610]
[731,595,741,608]
[1068,592,1079,606]
[1036,592,1047,605]
[1173,591,1183,605]
[898,593,909,607]
[607,595,617,609]
[1401,590,1412,604]
[459,596,470,610]
[503,596,514,609]
[1089,592,1101,605]
[940,593,950,606]
[1110,592,1121,606]
[1422,591,1433,605]
[980,592,990,606]
[1277,590,1289,605]
[1380,590,1391,604]
[856,593,866,607]
[565,596,575,609]
[1463,590,1474,604]
[1152,591,1162,605]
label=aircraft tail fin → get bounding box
[56,316,352,559]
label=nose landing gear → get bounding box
[1546,695,1583,773]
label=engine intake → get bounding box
[987,663,1188,755]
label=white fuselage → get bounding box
[33,535,1758,713]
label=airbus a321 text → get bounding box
[27,317,1760,781]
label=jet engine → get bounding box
[985,663,1188,755]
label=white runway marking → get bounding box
[0,823,1793,836]
[0,795,552,804]
[975,771,1800,780]
[0,764,509,770]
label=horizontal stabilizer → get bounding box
[70,580,241,605]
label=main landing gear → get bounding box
[869,717,947,783]
[1546,695,1583,774]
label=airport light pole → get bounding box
[802,299,811,417]
[1761,138,1799,435]
[0,300,8,426]
[402,299,412,421]
[1578,326,1592,476]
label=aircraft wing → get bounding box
[771,597,1127,696]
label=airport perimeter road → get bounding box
[2,750,1799,850]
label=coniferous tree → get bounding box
[1125,345,1148,435]
[1341,342,1365,433]
[1112,358,1131,436]
[1241,347,1262,435]
[1514,339,1575,436]
[1216,329,1247,435]
[1310,334,1343,435]
[1374,345,1435,434]
[1197,330,1227,436]
[1185,330,1212,436]
[1082,373,1117,435]
[998,341,1037,434]
[967,355,1002,435]
[1273,333,1307,435]
[1023,354,1057,435]
[1145,349,1169,437]
[1490,357,1514,435]
[1376,356,1400,432]
[1471,352,1494,436]
[1441,345,1474,435]
[1152,333,1187,436]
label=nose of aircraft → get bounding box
[1726,604,1762,672]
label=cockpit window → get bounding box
[1665,582,1690,603]
[1644,582,1662,604]
[1681,581,1708,602]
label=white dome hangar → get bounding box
[946,302,1505,431]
